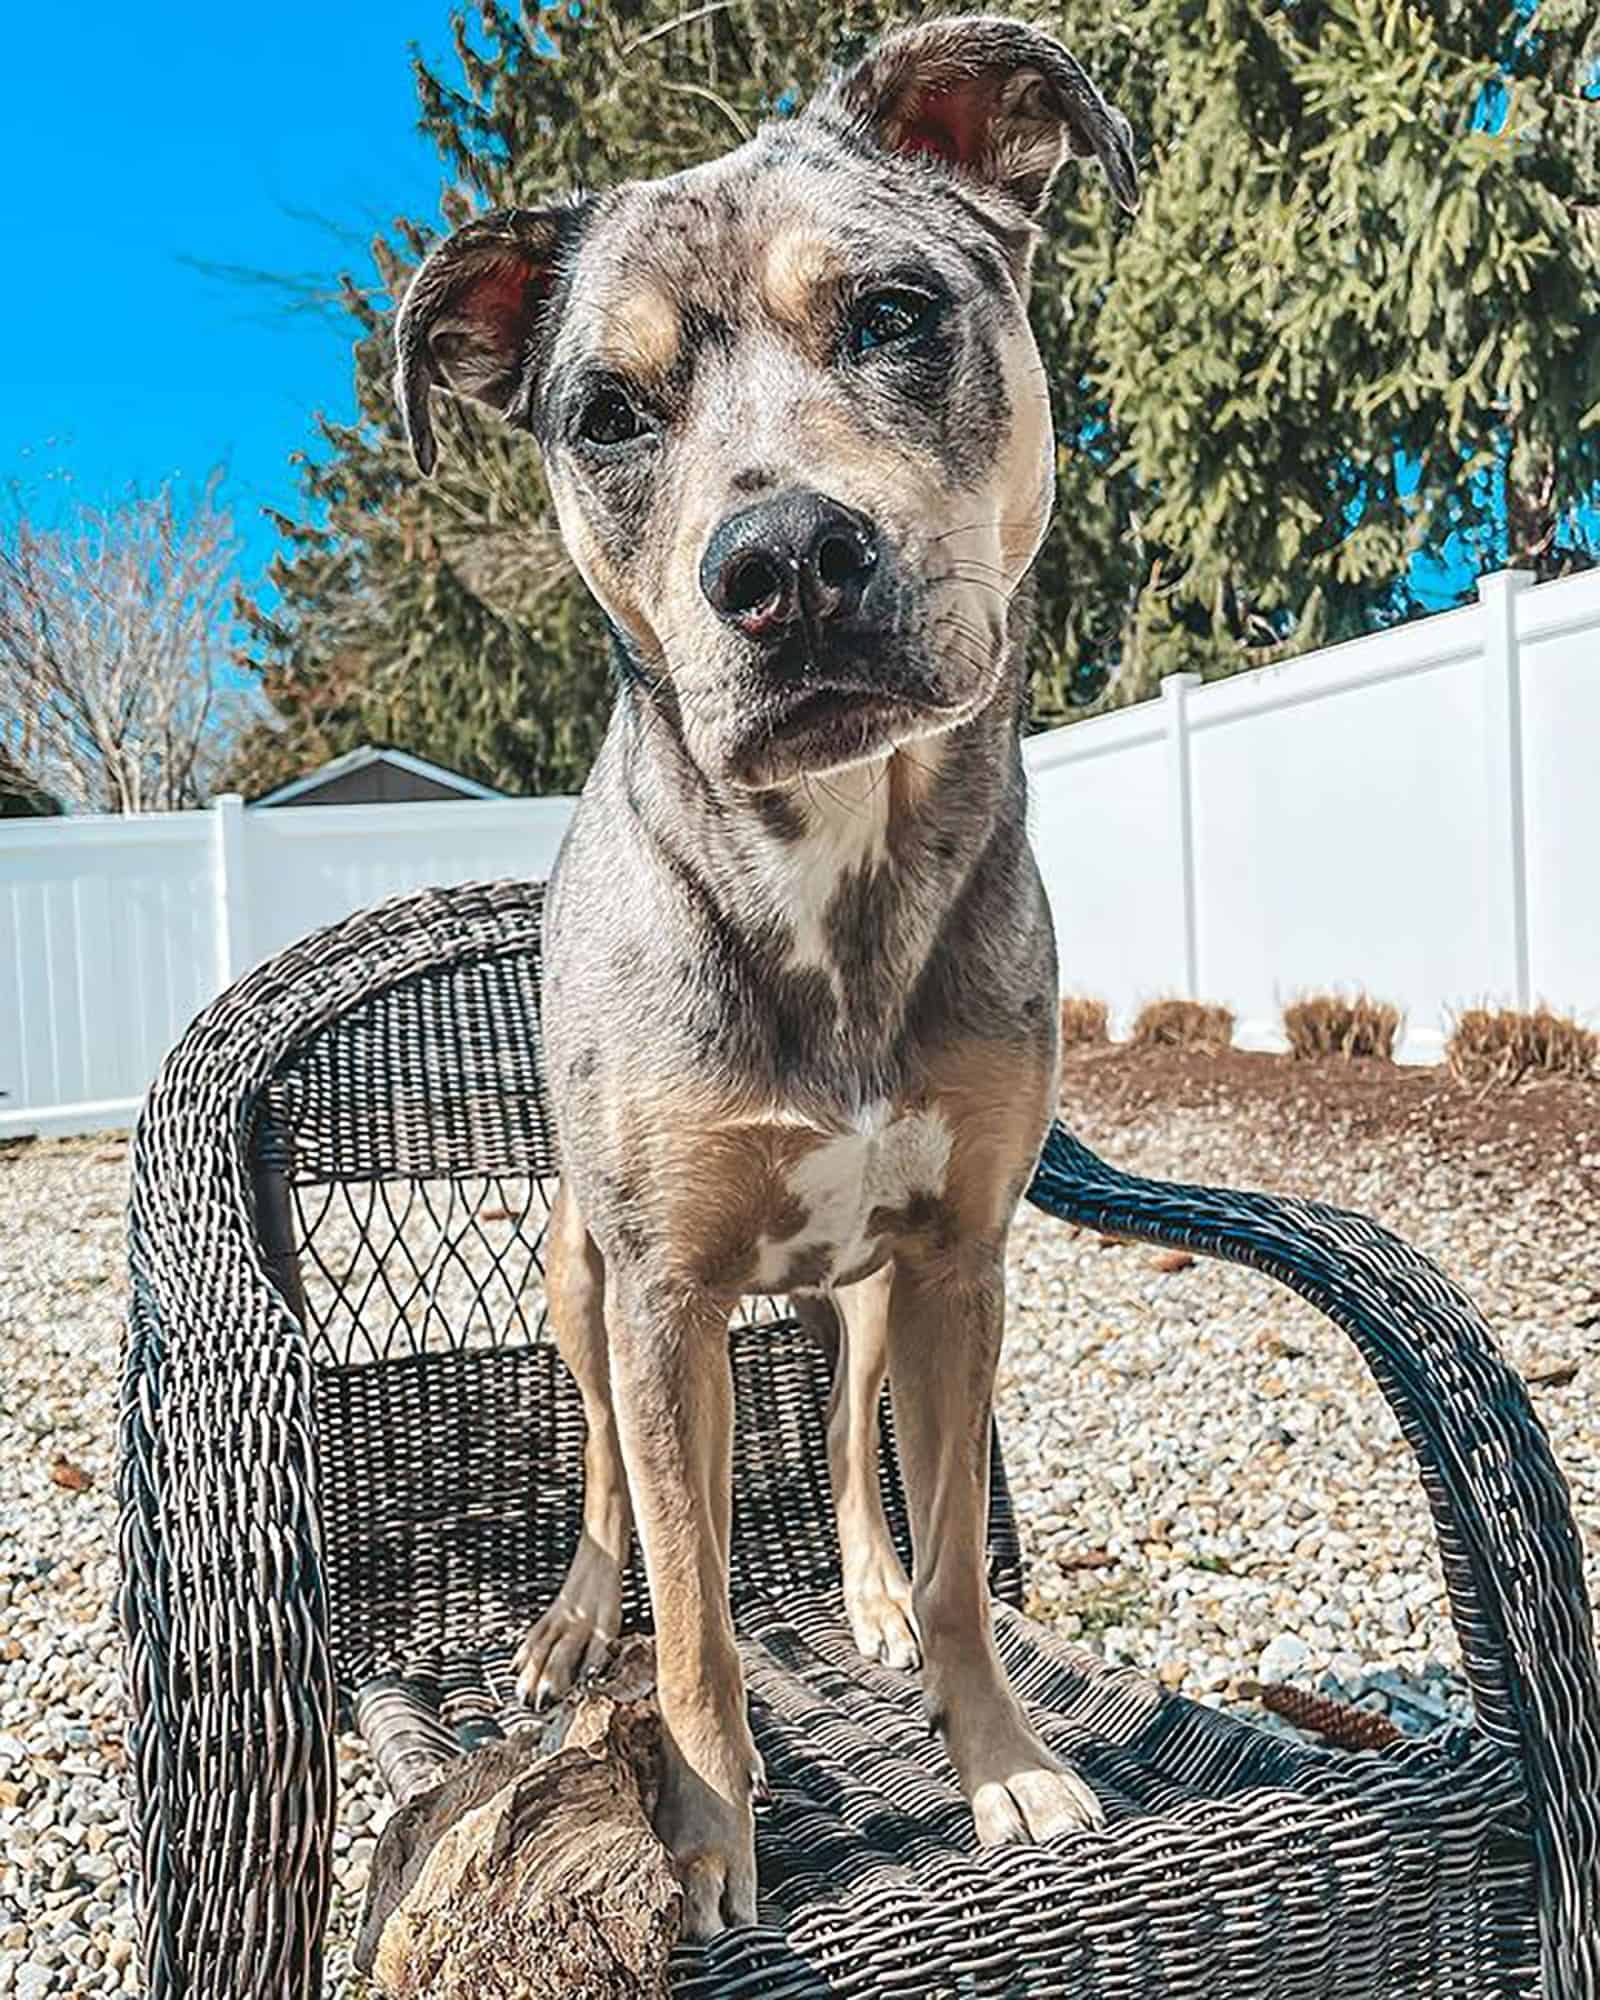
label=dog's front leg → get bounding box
[888,1246,1103,1843]
[515,1178,631,1708]
[829,1269,919,1669]
[610,1275,760,1937]
[789,1274,919,1668]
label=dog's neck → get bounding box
[607,641,1030,1056]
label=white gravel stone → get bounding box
[1258,1633,1313,1682]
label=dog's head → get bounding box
[395,15,1135,791]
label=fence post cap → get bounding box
[1476,568,1536,600]
[1160,671,1204,696]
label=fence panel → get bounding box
[1521,570,1600,1021]
[1026,708,1176,1031]
[0,816,215,1134]
[242,797,575,964]
[1184,614,1490,1061]
[1021,569,1599,1066]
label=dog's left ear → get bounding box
[393,204,581,476]
[815,15,1138,221]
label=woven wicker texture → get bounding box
[120,878,1600,1999]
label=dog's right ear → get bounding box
[393,205,579,476]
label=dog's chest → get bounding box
[750,766,891,994]
[749,1102,951,1292]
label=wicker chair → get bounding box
[120,878,1600,2000]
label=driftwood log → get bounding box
[354,1640,683,1998]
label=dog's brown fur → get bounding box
[394,15,1136,1937]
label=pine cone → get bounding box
[1257,1681,1402,1751]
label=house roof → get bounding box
[251,744,508,807]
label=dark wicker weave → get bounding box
[120,878,1600,1999]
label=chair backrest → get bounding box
[243,880,1021,1685]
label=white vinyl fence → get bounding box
[2,566,1597,1135]
[0,796,574,1137]
[1028,565,1600,1064]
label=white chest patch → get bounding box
[752,1102,952,1291]
[752,762,890,988]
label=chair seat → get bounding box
[354,1588,1536,2000]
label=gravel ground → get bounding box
[1009,1049,1600,1705]
[2,1053,1595,1991]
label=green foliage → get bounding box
[1083,0,1600,707]
[236,0,1600,785]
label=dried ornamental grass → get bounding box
[1446,1006,1599,1088]
[1282,994,1403,1062]
[1059,995,1111,1048]
[1129,998,1235,1051]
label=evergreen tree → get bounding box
[1084,0,1600,705]
[234,0,1600,782]
[0,747,60,818]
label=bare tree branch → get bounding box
[623,2,734,54]
[0,474,252,813]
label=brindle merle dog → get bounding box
[394,15,1137,1938]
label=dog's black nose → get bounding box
[701,490,878,638]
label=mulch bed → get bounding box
[1062,1045,1600,1187]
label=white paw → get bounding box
[844,1557,921,1671]
[971,1760,1103,1844]
[513,1541,622,1710]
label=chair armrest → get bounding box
[117,878,549,1995]
[1027,1120,1600,2000]
[121,1087,337,1994]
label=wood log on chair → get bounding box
[355,1640,682,1998]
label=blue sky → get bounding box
[2,2,449,600]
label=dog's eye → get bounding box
[576,386,646,447]
[849,288,938,358]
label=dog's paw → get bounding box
[514,1600,615,1711]
[513,1540,622,1710]
[971,1760,1104,1845]
[844,1556,921,1671]
[655,1744,761,1939]
[950,1704,1103,1845]
[674,1838,758,1941]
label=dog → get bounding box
[394,14,1136,1938]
